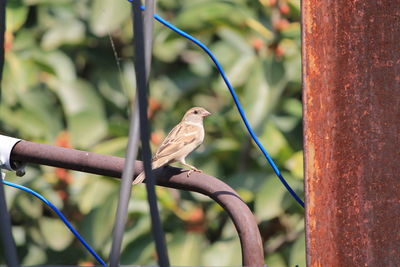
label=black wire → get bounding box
[0,0,5,99]
[132,0,170,266]
[0,179,20,267]
[0,0,20,265]
[109,101,141,266]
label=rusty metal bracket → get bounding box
[10,140,265,266]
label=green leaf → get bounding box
[255,175,287,221]
[17,87,63,139]
[243,60,271,130]
[89,0,131,36]
[265,252,287,267]
[17,194,42,219]
[176,1,244,30]
[73,177,118,214]
[39,217,74,251]
[260,121,291,158]
[120,233,154,265]
[21,245,47,265]
[41,19,85,50]
[154,30,187,62]
[168,232,206,266]
[203,237,242,266]
[6,1,29,32]
[56,80,107,148]
[80,192,118,248]
[285,151,304,179]
[289,232,306,267]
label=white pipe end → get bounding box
[0,135,21,171]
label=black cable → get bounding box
[132,0,170,266]
[0,0,20,265]
[0,178,19,267]
[109,104,141,266]
[0,0,6,99]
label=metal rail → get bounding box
[303,0,400,266]
[11,140,265,266]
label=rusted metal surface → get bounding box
[11,140,264,266]
[302,1,400,266]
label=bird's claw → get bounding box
[187,169,202,177]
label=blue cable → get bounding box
[2,180,107,266]
[128,0,305,208]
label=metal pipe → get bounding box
[302,0,400,266]
[11,140,264,266]
[108,101,141,266]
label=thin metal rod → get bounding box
[11,140,264,266]
[303,0,400,266]
[133,0,169,265]
[108,99,141,265]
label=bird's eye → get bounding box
[194,110,198,114]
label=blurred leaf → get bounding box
[42,19,85,50]
[21,245,47,265]
[3,52,40,95]
[6,1,29,32]
[35,50,77,82]
[120,233,154,265]
[260,121,291,158]
[73,177,118,214]
[266,252,287,267]
[17,194,42,219]
[17,87,63,139]
[56,80,107,148]
[281,22,301,39]
[12,226,26,246]
[203,237,242,266]
[176,1,244,30]
[154,30,187,62]
[39,217,74,251]
[80,191,118,248]
[168,232,206,266]
[289,232,306,267]
[89,0,131,36]
[255,175,287,221]
[243,60,271,129]
[282,98,302,118]
[92,137,128,156]
[285,151,304,179]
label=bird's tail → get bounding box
[132,171,146,185]
[132,161,163,185]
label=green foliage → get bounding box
[1,0,304,265]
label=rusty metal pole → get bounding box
[302,1,400,266]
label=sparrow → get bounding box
[133,107,211,185]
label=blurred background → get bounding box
[0,0,304,265]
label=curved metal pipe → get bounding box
[10,140,264,266]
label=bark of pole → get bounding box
[302,1,400,266]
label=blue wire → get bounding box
[2,180,107,266]
[128,0,305,208]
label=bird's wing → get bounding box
[153,122,202,163]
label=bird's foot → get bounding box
[187,168,202,177]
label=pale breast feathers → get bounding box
[153,122,203,161]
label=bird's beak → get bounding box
[203,110,211,117]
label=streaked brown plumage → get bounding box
[133,107,211,185]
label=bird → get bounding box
[133,107,211,185]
